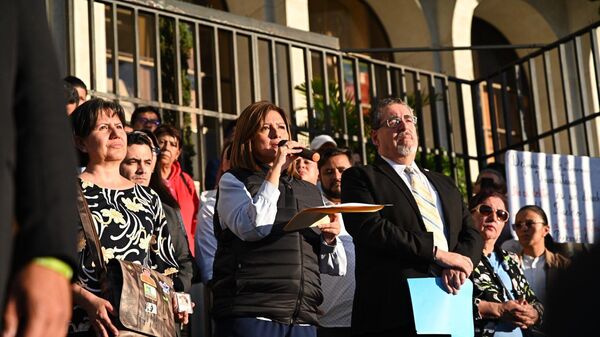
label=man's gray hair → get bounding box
[370,97,413,129]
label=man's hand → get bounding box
[435,250,474,276]
[319,214,341,245]
[2,263,72,337]
[440,269,468,295]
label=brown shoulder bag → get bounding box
[76,187,177,337]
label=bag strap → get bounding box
[76,185,107,275]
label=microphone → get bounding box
[278,140,320,162]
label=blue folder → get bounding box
[407,277,474,337]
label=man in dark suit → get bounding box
[0,0,78,335]
[341,97,482,337]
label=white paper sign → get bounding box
[506,150,599,244]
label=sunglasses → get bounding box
[512,221,546,230]
[471,204,509,222]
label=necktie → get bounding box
[405,167,449,251]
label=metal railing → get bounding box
[65,0,474,193]
[64,0,600,199]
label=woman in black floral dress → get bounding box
[68,99,183,336]
[469,191,543,337]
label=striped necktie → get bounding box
[405,167,449,251]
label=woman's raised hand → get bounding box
[272,140,302,170]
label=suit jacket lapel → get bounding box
[374,156,420,214]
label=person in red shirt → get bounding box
[155,125,199,255]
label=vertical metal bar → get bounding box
[304,47,315,136]
[543,51,558,151]
[155,13,162,104]
[322,51,332,132]
[87,0,96,91]
[528,59,544,152]
[338,55,349,147]
[214,27,222,113]
[485,79,500,161]
[174,19,184,128]
[133,8,140,98]
[499,72,512,149]
[287,43,297,136]
[471,83,487,169]
[270,39,279,106]
[385,64,393,96]
[353,58,367,164]
[428,74,442,172]
[455,82,473,196]
[513,65,530,151]
[574,35,593,155]
[369,63,377,103]
[111,3,119,97]
[399,68,407,101]
[175,19,183,108]
[195,23,204,110]
[440,77,456,182]
[67,0,75,75]
[558,43,575,154]
[251,35,260,101]
[194,23,206,193]
[413,72,426,167]
[231,30,240,115]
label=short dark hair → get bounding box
[63,82,79,105]
[317,147,352,170]
[131,106,161,124]
[154,124,182,149]
[126,130,159,155]
[71,98,125,138]
[70,98,126,165]
[371,97,413,129]
[63,75,88,92]
[469,190,508,211]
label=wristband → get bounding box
[433,245,438,261]
[32,257,73,280]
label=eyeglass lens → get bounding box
[140,118,160,126]
[513,221,544,229]
[478,204,509,221]
[385,114,417,128]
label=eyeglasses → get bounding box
[471,204,510,222]
[512,221,546,230]
[379,114,418,129]
[136,117,161,126]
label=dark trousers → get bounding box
[215,317,316,337]
[317,326,352,337]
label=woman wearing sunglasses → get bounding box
[469,191,543,337]
[513,205,570,307]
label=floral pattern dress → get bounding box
[68,179,179,334]
[471,249,544,337]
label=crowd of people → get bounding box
[2,6,595,336]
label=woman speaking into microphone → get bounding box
[211,101,346,337]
